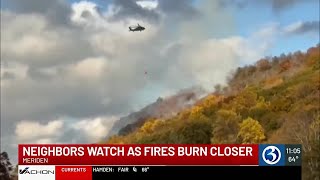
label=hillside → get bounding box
[105,45,320,180]
[107,87,205,136]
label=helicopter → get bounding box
[129,23,145,32]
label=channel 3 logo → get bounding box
[259,144,284,166]
[262,146,281,165]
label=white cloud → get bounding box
[1,11,93,68]
[71,1,104,27]
[35,138,56,144]
[136,0,159,10]
[283,21,303,34]
[68,57,109,80]
[13,116,118,145]
[15,120,63,141]
[72,116,118,142]
[2,12,59,60]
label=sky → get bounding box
[1,0,319,162]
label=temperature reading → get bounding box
[288,156,299,162]
[142,167,149,172]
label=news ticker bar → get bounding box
[19,144,302,166]
[18,165,301,180]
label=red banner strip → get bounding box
[19,144,259,165]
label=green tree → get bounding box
[237,117,265,143]
[173,106,212,143]
[211,109,241,143]
[270,96,292,112]
[174,117,212,144]
[249,96,270,119]
[230,87,258,116]
[200,95,220,117]
[139,118,164,134]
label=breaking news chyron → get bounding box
[17,144,302,180]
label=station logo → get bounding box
[259,144,285,166]
[262,146,281,165]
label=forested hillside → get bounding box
[105,45,320,180]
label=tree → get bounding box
[279,59,292,72]
[306,46,320,69]
[174,117,212,144]
[237,117,265,143]
[249,96,270,119]
[189,106,205,121]
[176,106,212,143]
[264,76,283,89]
[270,96,292,112]
[107,135,128,144]
[230,87,258,116]
[272,56,280,66]
[211,109,241,143]
[247,65,257,75]
[10,165,18,180]
[303,117,320,180]
[0,152,14,180]
[139,118,164,134]
[199,95,221,117]
[291,116,320,180]
[256,59,271,71]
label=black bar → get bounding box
[92,166,301,180]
